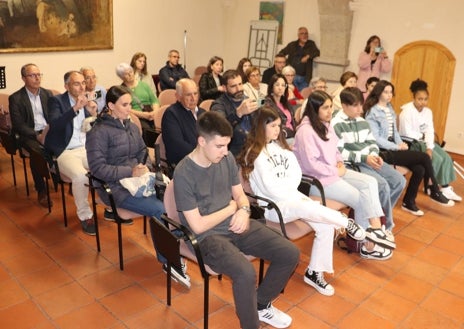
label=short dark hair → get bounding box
[64,70,82,84]
[222,69,241,85]
[197,111,233,140]
[409,78,428,96]
[340,71,358,86]
[106,85,131,106]
[340,87,364,106]
[20,63,37,77]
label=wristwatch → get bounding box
[240,205,251,215]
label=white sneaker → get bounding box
[258,303,292,328]
[441,186,462,202]
[360,244,393,260]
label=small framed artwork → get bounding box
[259,1,284,44]
[0,0,113,53]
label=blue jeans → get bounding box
[119,194,167,263]
[355,163,406,230]
[293,75,309,91]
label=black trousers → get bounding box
[381,150,438,206]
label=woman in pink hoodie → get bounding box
[357,35,391,92]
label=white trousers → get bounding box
[57,147,92,221]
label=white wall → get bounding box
[2,0,463,154]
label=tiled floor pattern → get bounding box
[1,148,464,328]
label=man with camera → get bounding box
[80,66,107,113]
[211,70,259,156]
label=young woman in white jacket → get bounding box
[237,107,366,296]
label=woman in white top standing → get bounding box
[237,107,366,297]
[399,79,461,201]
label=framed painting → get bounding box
[0,0,113,53]
[259,1,284,44]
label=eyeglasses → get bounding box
[25,73,43,79]
[284,74,295,77]
[171,55,180,58]
[249,73,261,78]
[315,85,328,90]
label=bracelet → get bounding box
[240,205,251,215]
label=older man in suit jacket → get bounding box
[9,64,53,207]
[45,70,97,235]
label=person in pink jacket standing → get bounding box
[357,35,391,92]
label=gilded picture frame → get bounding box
[0,0,113,53]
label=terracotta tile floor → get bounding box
[1,148,464,328]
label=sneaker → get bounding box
[401,203,424,216]
[365,227,396,250]
[424,185,431,196]
[441,186,462,202]
[258,303,292,328]
[104,209,134,225]
[38,190,53,208]
[162,258,191,288]
[81,218,96,236]
[360,244,393,260]
[381,225,395,244]
[430,191,455,207]
[345,218,366,241]
[303,269,335,296]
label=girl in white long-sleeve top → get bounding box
[237,107,366,296]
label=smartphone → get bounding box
[374,47,383,53]
[257,98,265,106]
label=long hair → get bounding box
[409,78,428,96]
[130,52,148,75]
[363,80,394,116]
[237,107,290,180]
[301,90,332,141]
[267,73,289,109]
[236,57,251,82]
[363,35,381,53]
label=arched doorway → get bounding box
[391,40,455,142]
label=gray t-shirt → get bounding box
[173,152,240,242]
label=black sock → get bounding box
[257,302,270,311]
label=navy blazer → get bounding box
[9,87,52,141]
[45,92,91,157]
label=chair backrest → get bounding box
[0,130,17,155]
[299,86,313,99]
[154,133,174,178]
[199,99,213,111]
[158,89,177,107]
[194,66,207,76]
[129,113,143,135]
[164,180,180,223]
[0,93,9,110]
[154,104,169,130]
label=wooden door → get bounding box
[391,40,455,142]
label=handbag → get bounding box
[0,105,11,133]
[142,104,153,112]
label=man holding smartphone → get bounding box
[80,66,107,113]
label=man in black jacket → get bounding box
[158,50,189,91]
[9,63,53,207]
[279,27,320,90]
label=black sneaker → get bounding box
[81,218,96,236]
[401,203,424,216]
[430,191,455,207]
[162,259,191,288]
[104,209,134,225]
[345,218,366,241]
[303,269,334,296]
[365,227,396,250]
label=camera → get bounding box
[257,98,265,106]
[374,47,383,54]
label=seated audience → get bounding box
[331,71,358,114]
[116,62,159,131]
[262,53,286,85]
[162,78,206,166]
[237,107,365,296]
[293,91,395,260]
[174,110,299,329]
[9,63,53,208]
[44,71,96,235]
[331,87,406,237]
[158,49,189,91]
[130,52,157,95]
[211,69,258,156]
[198,56,225,101]
[86,85,190,287]
[264,74,296,140]
[282,65,304,107]
[242,66,267,102]
[236,57,252,83]
[364,80,454,212]
[80,66,107,113]
[399,79,461,201]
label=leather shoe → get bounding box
[38,191,53,208]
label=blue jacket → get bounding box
[86,113,147,205]
[161,101,205,165]
[45,92,91,156]
[365,104,403,150]
[158,62,189,90]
